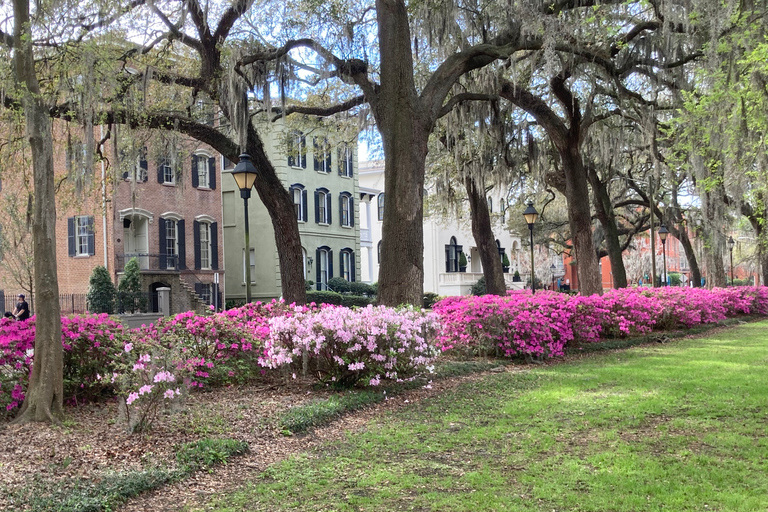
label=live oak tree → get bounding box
[3,0,64,424]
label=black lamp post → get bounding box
[550,263,556,291]
[523,201,539,293]
[226,154,259,303]
[658,224,669,287]
[727,236,735,286]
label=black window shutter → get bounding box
[287,144,295,167]
[140,150,148,182]
[302,190,308,222]
[349,153,353,178]
[338,195,344,226]
[157,159,164,183]
[349,197,354,227]
[300,136,306,168]
[326,192,332,225]
[87,216,95,255]
[350,252,356,282]
[195,282,203,297]
[315,248,321,290]
[158,218,167,269]
[328,250,333,279]
[211,222,219,270]
[325,148,331,173]
[313,138,320,171]
[177,220,186,269]
[445,246,450,272]
[191,155,199,188]
[193,220,201,269]
[314,190,320,224]
[337,147,343,175]
[67,217,76,256]
[209,157,216,190]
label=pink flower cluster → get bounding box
[433,286,768,359]
[261,304,439,386]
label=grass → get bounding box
[200,320,768,512]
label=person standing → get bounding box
[12,294,30,321]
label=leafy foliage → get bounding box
[86,266,116,314]
[117,258,146,314]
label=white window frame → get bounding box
[339,144,353,177]
[289,133,305,169]
[341,194,352,227]
[75,215,90,256]
[199,221,211,269]
[319,248,329,290]
[341,250,351,281]
[162,160,174,185]
[293,187,305,222]
[318,190,329,224]
[165,219,178,269]
[196,154,210,188]
[377,193,384,221]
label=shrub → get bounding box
[327,277,351,293]
[349,282,376,296]
[459,252,468,268]
[423,292,441,309]
[341,295,374,308]
[471,276,486,296]
[304,279,315,291]
[87,266,117,314]
[306,290,343,305]
[501,252,510,268]
[261,304,439,387]
[118,258,146,313]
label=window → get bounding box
[445,236,462,273]
[500,198,506,222]
[339,192,354,227]
[377,241,382,263]
[159,217,185,269]
[196,283,213,304]
[315,188,331,224]
[192,154,212,188]
[194,219,218,270]
[487,197,493,213]
[314,137,332,173]
[243,248,256,283]
[222,155,234,170]
[166,220,177,268]
[287,131,306,168]
[377,193,385,221]
[340,248,355,282]
[156,159,174,185]
[68,216,95,257]
[338,144,353,177]
[290,184,307,222]
[316,246,332,290]
[199,222,210,269]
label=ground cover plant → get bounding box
[204,320,768,512]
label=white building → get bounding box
[358,160,526,295]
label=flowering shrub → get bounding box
[261,304,439,387]
[61,314,126,403]
[0,317,34,414]
[434,286,768,360]
[113,338,184,432]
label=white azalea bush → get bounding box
[260,304,440,387]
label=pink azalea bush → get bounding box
[0,317,35,413]
[261,304,439,387]
[434,286,768,359]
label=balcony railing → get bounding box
[116,254,182,272]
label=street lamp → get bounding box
[727,236,735,286]
[550,263,556,291]
[658,224,669,287]
[225,154,259,303]
[523,201,539,293]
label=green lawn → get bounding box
[201,321,768,512]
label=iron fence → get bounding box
[0,291,155,316]
[115,254,182,272]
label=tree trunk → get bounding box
[588,167,627,288]
[677,229,702,288]
[702,189,728,288]
[563,151,602,295]
[465,175,506,295]
[12,0,64,425]
[245,124,306,305]
[373,0,426,306]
